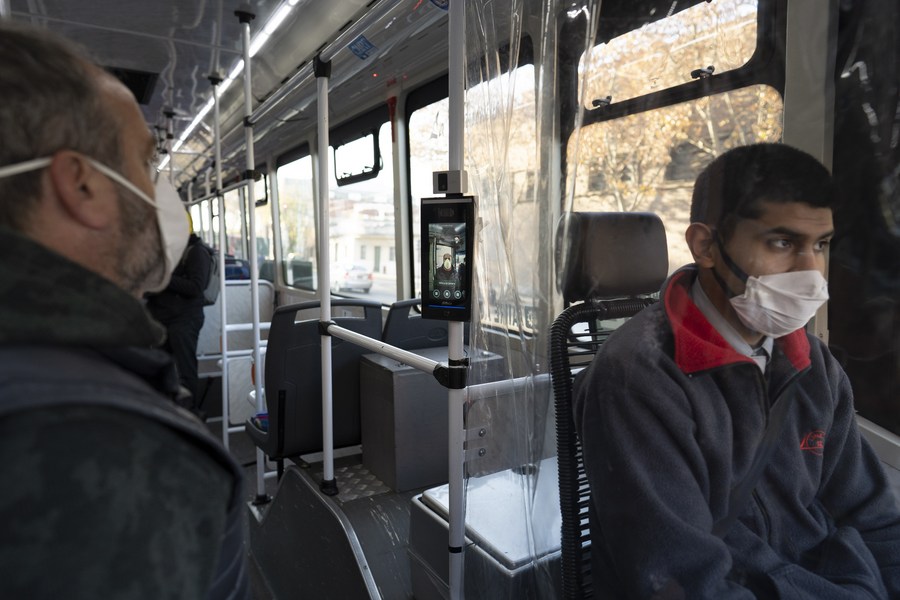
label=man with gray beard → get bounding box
[0,23,248,600]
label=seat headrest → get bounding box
[556,212,669,304]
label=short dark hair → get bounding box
[690,143,835,241]
[0,22,122,230]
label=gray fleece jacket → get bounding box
[574,266,900,599]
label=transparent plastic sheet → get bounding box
[828,0,900,438]
[457,1,598,598]
[456,0,900,597]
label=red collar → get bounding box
[664,269,811,374]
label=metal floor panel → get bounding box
[249,457,433,600]
[247,465,380,600]
[340,486,422,600]
[312,461,392,503]
[315,458,423,599]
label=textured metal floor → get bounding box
[308,456,421,599]
[204,389,428,600]
[240,452,424,600]
[311,461,392,503]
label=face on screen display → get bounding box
[421,198,474,320]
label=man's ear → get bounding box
[47,151,116,230]
[685,222,716,268]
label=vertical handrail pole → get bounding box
[447,0,466,597]
[209,72,230,451]
[204,170,213,243]
[165,110,175,185]
[315,55,338,495]
[235,8,268,502]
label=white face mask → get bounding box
[0,156,189,293]
[729,270,829,338]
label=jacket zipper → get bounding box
[752,488,772,540]
[748,368,808,544]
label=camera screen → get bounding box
[421,197,474,321]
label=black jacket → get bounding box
[0,228,248,600]
[147,233,211,322]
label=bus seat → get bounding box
[382,298,469,350]
[198,280,276,359]
[246,299,382,461]
[550,211,668,599]
[224,256,251,280]
[259,259,276,283]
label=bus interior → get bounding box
[5,0,900,598]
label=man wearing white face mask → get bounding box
[575,143,900,599]
[0,23,248,600]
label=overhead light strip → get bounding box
[166,1,296,169]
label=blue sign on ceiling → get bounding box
[348,35,377,60]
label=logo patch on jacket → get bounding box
[800,430,826,456]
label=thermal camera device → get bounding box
[421,196,475,321]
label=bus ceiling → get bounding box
[9,0,736,190]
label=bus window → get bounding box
[210,199,221,255]
[189,202,205,240]
[199,199,213,245]
[334,131,380,184]
[223,187,248,260]
[467,64,538,332]
[569,85,783,273]
[276,155,317,290]
[581,0,758,107]
[409,96,449,301]
[256,175,276,283]
[410,63,538,332]
[328,121,396,304]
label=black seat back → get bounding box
[246,299,382,459]
[550,212,668,598]
[382,298,471,350]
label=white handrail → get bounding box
[446,0,467,596]
[236,11,268,503]
[327,325,440,375]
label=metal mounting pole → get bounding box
[209,72,231,452]
[447,0,467,597]
[235,8,268,504]
[164,109,175,185]
[204,171,214,243]
[314,54,338,496]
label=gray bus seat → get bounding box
[197,280,275,424]
[382,298,469,350]
[245,299,382,460]
[198,280,275,358]
[550,211,668,598]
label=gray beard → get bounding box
[114,188,165,296]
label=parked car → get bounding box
[331,264,373,293]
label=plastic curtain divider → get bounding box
[236,10,267,502]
